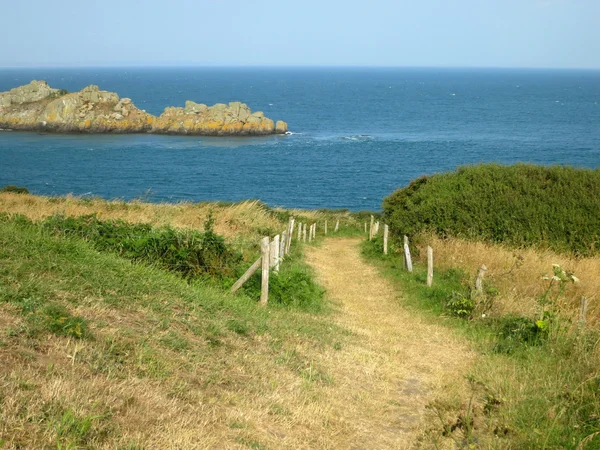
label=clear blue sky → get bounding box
[2,0,599,69]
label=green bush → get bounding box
[492,315,548,354]
[0,185,29,194]
[242,263,325,311]
[383,164,600,256]
[41,213,242,280]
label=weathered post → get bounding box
[230,257,261,293]
[286,217,295,254]
[475,265,487,294]
[260,237,270,306]
[325,220,328,235]
[297,222,302,240]
[579,296,589,327]
[427,246,433,287]
[308,224,313,242]
[280,231,287,262]
[403,235,409,269]
[364,222,367,234]
[273,234,280,272]
[403,235,413,273]
[369,215,374,240]
[335,220,339,232]
[269,236,278,269]
[383,224,389,255]
[303,223,307,242]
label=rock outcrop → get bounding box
[0,81,288,136]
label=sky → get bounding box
[1,0,599,69]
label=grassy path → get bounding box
[304,238,473,448]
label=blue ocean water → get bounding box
[1,67,599,211]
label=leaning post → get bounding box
[335,220,340,232]
[403,235,413,273]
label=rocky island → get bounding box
[0,81,288,136]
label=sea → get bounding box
[1,67,599,211]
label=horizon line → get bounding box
[1,64,600,71]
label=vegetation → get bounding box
[383,164,600,256]
[0,185,29,194]
[39,212,243,280]
[0,209,349,448]
[362,235,600,449]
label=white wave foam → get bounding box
[341,134,372,141]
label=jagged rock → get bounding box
[184,101,208,114]
[0,80,61,107]
[0,81,288,136]
[276,120,288,134]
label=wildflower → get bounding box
[569,274,580,283]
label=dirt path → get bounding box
[304,238,473,449]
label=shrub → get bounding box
[0,185,29,194]
[242,264,325,311]
[383,164,600,256]
[41,213,242,280]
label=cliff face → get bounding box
[0,81,288,136]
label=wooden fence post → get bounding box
[383,224,389,255]
[369,215,374,240]
[297,222,302,240]
[325,220,328,235]
[260,237,270,306]
[403,235,413,273]
[303,223,307,242]
[230,257,262,293]
[269,236,277,269]
[383,225,390,255]
[403,235,409,269]
[335,220,339,232]
[286,218,295,254]
[427,246,433,287]
[273,234,280,272]
[579,296,589,327]
[308,224,313,242]
[475,265,487,294]
[280,231,287,262]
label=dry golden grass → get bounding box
[0,193,360,245]
[416,233,599,325]
[304,238,474,448]
[0,192,281,241]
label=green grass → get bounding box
[362,237,600,449]
[383,164,600,256]
[0,211,346,447]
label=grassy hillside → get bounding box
[0,212,353,448]
[383,164,600,256]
